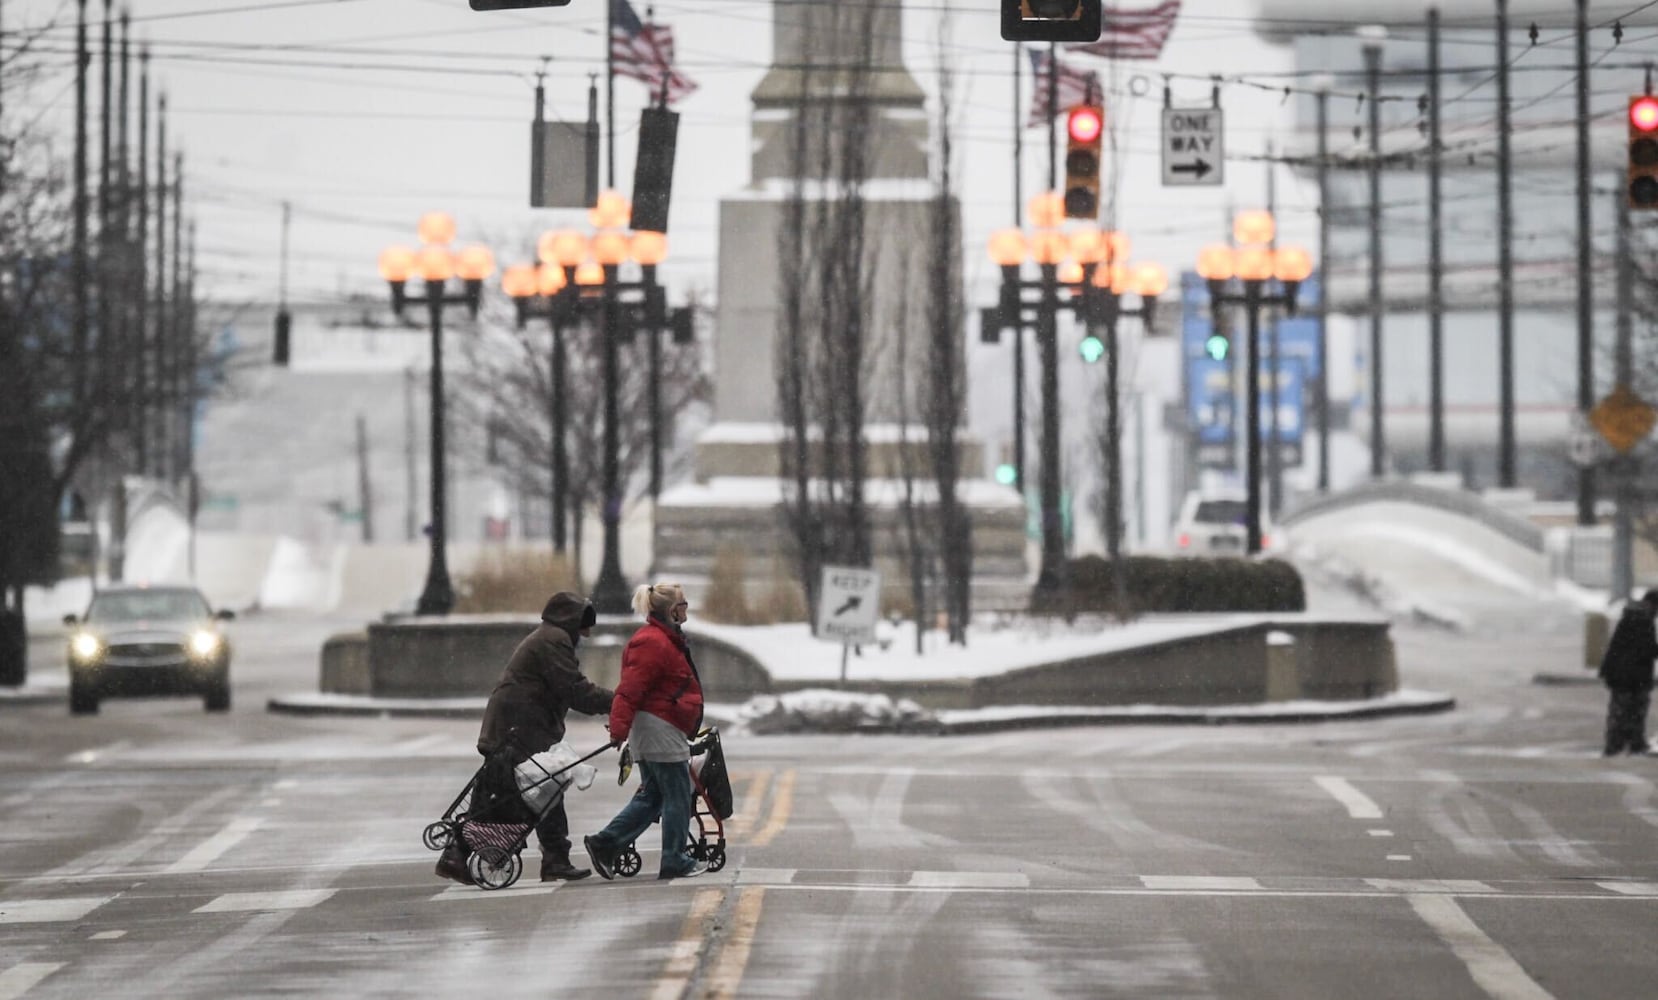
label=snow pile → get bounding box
[1292,542,1467,631]
[731,688,940,735]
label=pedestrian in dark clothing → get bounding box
[583,582,708,881]
[436,592,614,885]
[1598,589,1657,757]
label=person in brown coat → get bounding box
[437,592,614,884]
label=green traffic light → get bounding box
[1078,335,1105,364]
[1204,334,1230,362]
[994,463,1017,486]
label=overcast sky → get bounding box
[4,0,1648,314]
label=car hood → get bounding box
[81,620,216,642]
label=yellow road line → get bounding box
[751,769,795,847]
[700,888,765,1000]
[727,771,773,840]
[650,888,724,1000]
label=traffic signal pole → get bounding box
[1574,0,1595,526]
[1497,0,1517,488]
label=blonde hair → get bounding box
[631,582,683,619]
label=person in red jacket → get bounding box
[583,582,708,880]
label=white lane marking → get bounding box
[394,734,447,753]
[908,871,1030,889]
[1368,829,1394,837]
[167,817,264,873]
[0,897,112,924]
[260,798,281,807]
[0,963,64,1000]
[1597,882,1658,896]
[90,930,126,940]
[1313,775,1383,819]
[1387,855,1414,861]
[1141,875,1261,891]
[430,885,561,901]
[63,740,131,765]
[736,868,797,885]
[1368,879,1493,894]
[273,779,298,790]
[194,889,335,913]
[1407,893,1556,1000]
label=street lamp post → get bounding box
[1194,211,1313,556]
[502,193,675,613]
[378,212,495,616]
[984,193,1165,603]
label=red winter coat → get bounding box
[608,616,704,742]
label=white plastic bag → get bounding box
[514,742,597,813]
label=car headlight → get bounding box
[189,631,222,657]
[71,633,102,660]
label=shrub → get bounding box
[700,544,751,624]
[751,557,808,624]
[454,548,580,614]
[1032,554,1306,616]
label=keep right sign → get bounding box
[1162,107,1224,187]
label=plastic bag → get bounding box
[514,742,597,813]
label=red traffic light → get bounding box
[1632,96,1658,132]
[1067,105,1104,144]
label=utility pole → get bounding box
[73,0,89,410]
[153,94,167,480]
[356,414,375,544]
[135,48,150,475]
[1315,78,1331,492]
[1012,44,1026,495]
[171,151,184,481]
[1047,42,1058,190]
[1613,183,1634,601]
[405,365,419,543]
[1573,0,1595,524]
[97,0,112,423]
[1427,7,1446,473]
[1266,141,1283,518]
[1496,0,1516,488]
[1361,27,1385,479]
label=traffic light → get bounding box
[1630,95,1658,210]
[1204,331,1230,362]
[1064,104,1104,220]
[1000,0,1102,43]
[1078,333,1105,364]
[630,107,679,233]
[470,1,572,9]
[272,308,291,366]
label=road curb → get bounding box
[1531,672,1600,687]
[268,690,1457,732]
[0,686,64,708]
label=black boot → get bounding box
[540,854,591,882]
[436,844,474,885]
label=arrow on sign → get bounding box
[833,596,862,617]
[1171,159,1213,179]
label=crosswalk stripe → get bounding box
[908,871,1030,889]
[0,963,63,1000]
[168,817,263,873]
[1368,879,1494,894]
[430,885,561,901]
[194,890,335,913]
[0,897,112,924]
[1141,876,1261,891]
[1597,882,1658,895]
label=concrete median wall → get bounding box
[320,616,1395,710]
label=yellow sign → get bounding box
[1590,384,1657,453]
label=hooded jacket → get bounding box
[477,592,614,760]
[608,615,704,742]
[1599,601,1657,689]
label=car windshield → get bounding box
[86,590,211,624]
[1193,500,1249,526]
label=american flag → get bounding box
[610,0,698,106]
[1026,48,1103,129]
[1069,1,1181,61]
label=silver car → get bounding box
[63,585,235,714]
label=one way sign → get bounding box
[1161,107,1224,187]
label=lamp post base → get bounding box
[590,563,631,616]
[415,575,455,617]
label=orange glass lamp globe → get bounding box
[1233,210,1275,247]
[1057,260,1084,285]
[1090,262,1128,294]
[1195,244,1237,281]
[987,229,1027,267]
[631,231,668,267]
[1068,227,1106,265]
[537,263,568,297]
[378,246,415,283]
[1133,262,1169,298]
[591,231,630,266]
[418,212,457,247]
[1235,246,1275,282]
[1027,191,1065,229]
[415,245,455,283]
[574,260,605,287]
[501,264,538,299]
[455,245,496,282]
[1102,231,1131,266]
[543,230,588,269]
[1274,246,1315,283]
[1030,230,1068,266]
[589,190,631,230]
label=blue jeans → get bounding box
[592,759,697,877]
